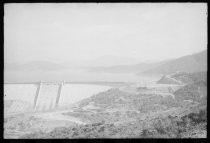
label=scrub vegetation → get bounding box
[21,107,206,138]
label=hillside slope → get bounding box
[157,71,207,104]
[171,72,207,84]
[88,50,207,75]
[143,50,207,75]
[157,71,207,85]
[88,62,161,73]
[174,80,207,103]
[156,75,182,85]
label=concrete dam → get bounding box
[4,82,111,114]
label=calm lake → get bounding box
[4,69,161,83]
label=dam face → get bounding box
[58,84,111,107]
[4,82,111,114]
[4,84,38,114]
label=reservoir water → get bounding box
[4,69,161,83]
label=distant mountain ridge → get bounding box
[5,50,207,75]
[88,60,169,73]
[143,50,207,75]
[5,61,66,71]
[88,50,207,75]
[5,56,140,72]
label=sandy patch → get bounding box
[33,112,86,125]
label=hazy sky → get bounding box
[4,3,207,64]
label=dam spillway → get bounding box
[34,83,60,112]
[4,82,111,114]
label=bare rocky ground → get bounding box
[4,111,79,139]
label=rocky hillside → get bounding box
[156,75,182,85]
[157,71,207,85]
[171,72,207,84]
[174,81,207,103]
[20,89,207,138]
[157,71,207,104]
[21,108,207,138]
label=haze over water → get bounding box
[4,3,207,83]
[4,69,161,83]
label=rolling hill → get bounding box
[5,50,207,75]
[5,61,66,72]
[88,60,169,73]
[88,50,207,75]
[142,50,207,75]
[156,71,207,85]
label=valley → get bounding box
[4,3,207,139]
